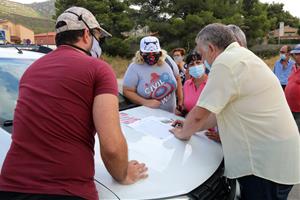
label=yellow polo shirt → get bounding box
[198,42,300,184]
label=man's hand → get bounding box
[144,99,161,108]
[205,130,221,143]
[170,126,191,140]
[171,119,184,127]
[120,160,148,185]
[170,120,191,140]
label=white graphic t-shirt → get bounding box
[123,62,177,113]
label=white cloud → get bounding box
[260,0,300,18]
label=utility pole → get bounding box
[279,22,284,45]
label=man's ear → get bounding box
[208,43,215,53]
[82,29,91,44]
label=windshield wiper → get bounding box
[14,47,23,54]
[3,120,13,127]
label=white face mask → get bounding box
[90,37,102,58]
[189,64,205,78]
[280,53,286,61]
[173,55,183,63]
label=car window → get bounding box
[0,54,137,133]
[0,58,36,122]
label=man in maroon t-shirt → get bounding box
[0,7,147,200]
[285,44,300,132]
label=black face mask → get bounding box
[141,52,161,65]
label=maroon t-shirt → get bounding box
[0,45,118,200]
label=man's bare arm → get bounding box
[93,94,147,184]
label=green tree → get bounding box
[266,3,300,30]
[129,0,244,52]
[242,0,271,46]
[55,0,299,57]
[55,0,135,57]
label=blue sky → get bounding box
[9,0,300,18]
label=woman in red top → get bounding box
[285,44,300,132]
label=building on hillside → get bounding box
[269,25,300,40]
[121,25,158,38]
[34,32,56,45]
[0,19,34,44]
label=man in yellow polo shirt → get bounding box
[171,23,300,200]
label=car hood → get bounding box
[94,106,223,199]
[0,106,223,200]
[0,128,11,172]
[0,47,45,59]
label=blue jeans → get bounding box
[237,175,293,200]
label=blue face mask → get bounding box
[204,60,211,72]
[280,53,286,61]
[189,64,205,78]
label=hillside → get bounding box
[28,0,55,19]
[0,0,44,18]
[0,0,55,34]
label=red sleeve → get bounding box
[93,60,118,97]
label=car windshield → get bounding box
[0,58,35,122]
[0,55,137,133]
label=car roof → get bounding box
[0,46,47,60]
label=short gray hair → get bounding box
[227,24,247,47]
[196,23,236,51]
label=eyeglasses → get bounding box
[91,29,103,41]
[279,51,287,54]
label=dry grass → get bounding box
[263,55,279,70]
[102,54,279,78]
[102,54,131,78]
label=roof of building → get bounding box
[269,25,298,34]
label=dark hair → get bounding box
[287,45,292,53]
[55,29,85,46]
[185,51,202,65]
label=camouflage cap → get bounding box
[56,6,111,37]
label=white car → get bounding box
[0,45,236,200]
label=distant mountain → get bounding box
[0,0,44,18]
[0,0,55,34]
[28,0,55,19]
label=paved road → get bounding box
[289,184,300,200]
